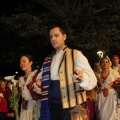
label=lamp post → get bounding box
[15,71,18,75]
[97,51,103,59]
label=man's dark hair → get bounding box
[48,24,66,35]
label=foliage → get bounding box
[34,0,120,55]
[30,0,120,61]
[0,0,120,75]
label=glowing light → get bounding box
[97,51,103,58]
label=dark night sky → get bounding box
[0,0,53,77]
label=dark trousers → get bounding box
[0,112,7,120]
[51,103,73,120]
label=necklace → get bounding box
[101,70,109,78]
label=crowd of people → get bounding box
[0,24,120,120]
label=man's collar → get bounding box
[56,46,68,54]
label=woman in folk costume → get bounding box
[19,54,40,120]
[95,56,120,120]
[0,93,8,120]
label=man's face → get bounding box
[112,57,119,65]
[49,27,66,51]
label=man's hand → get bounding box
[72,70,83,83]
[32,81,41,94]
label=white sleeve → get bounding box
[36,67,43,80]
[18,77,22,87]
[76,51,97,90]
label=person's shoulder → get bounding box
[68,48,82,53]
[73,49,83,56]
[19,76,24,82]
[45,51,55,59]
[110,68,119,76]
[32,70,40,76]
[118,64,120,73]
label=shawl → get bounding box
[40,52,54,120]
[19,70,38,101]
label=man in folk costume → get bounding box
[36,24,97,120]
[112,55,120,75]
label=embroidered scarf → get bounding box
[40,52,54,120]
